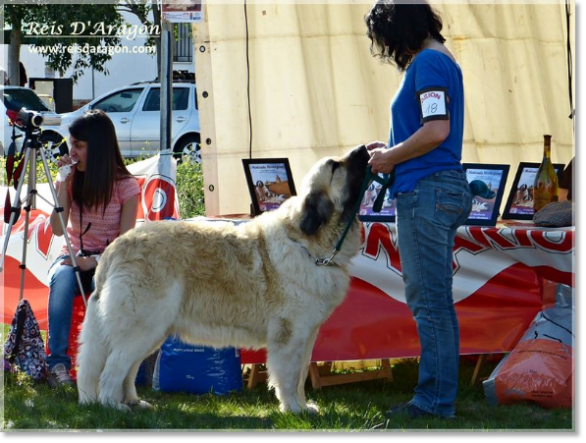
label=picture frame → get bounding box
[358,173,396,223]
[242,158,297,216]
[502,162,566,220]
[462,163,510,226]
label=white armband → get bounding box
[418,88,449,123]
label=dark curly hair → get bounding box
[365,0,446,71]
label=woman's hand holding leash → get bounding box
[367,143,396,175]
[366,141,387,151]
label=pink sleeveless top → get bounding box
[54,175,141,256]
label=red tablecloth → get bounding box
[1,211,573,364]
[241,222,574,364]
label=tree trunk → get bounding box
[8,26,21,87]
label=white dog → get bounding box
[76,145,370,414]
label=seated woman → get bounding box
[47,109,140,388]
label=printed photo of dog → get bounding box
[76,145,371,414]
[512,184,534,208]
[255,180,275,202]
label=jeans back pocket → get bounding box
[435,188,466,228]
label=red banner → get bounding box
[1,180,574,364]
[1,152,180,328]
[241,222,573,364]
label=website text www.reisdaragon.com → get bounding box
[28,43,157,56]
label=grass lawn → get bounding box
[0,153,574,432]
[0,326,573,432]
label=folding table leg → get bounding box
[471,354,488,385]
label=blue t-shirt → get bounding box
[388,49,465,198]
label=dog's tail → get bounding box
[77,288,108,404]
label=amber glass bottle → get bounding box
[533,134,559,212]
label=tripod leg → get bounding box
[17,145,42,302]
[0,148,32,273]
[18,198,33,303]
[38,147,88,307]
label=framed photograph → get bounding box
[242,158,297,216]
[502,162,566,220]
[463,164,510,226]
[358,173,396,222]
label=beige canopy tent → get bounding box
[192,0,574,216]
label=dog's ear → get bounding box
[300,192,334,236]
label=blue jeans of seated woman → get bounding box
[46,253,95,371]
[395,169,473,418]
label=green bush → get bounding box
[0,153,205,218]
[174,157,206,218]
[0,155,59,187]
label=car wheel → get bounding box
[41,132,68,162]
[173,135,201,164]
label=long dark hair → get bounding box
[365,0,446,71]
[68,109,134,216]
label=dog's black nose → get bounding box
[347,144,370,163]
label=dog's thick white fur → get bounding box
[76,145,370,414]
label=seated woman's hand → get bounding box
[56,154,78,183]
[60,256,97,271]
[57,154,78,168]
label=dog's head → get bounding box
[299,145,370,236]
[469,180,496,200]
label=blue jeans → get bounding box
[395,169,473,418]
[46,253,95,371]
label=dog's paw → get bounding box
[125,399,154,410]
[115,403,132,413]
[135,400,154,410]
[280,402,320,415]
[279,403,304,415]
[305,402,320,415]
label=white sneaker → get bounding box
[47,363,75,388]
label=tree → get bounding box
[117,0,163,81]
[118,1,192,82]
[3,1,183,86]
[3,4,29,87]
[3,2,125,84]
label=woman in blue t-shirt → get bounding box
[364,1,473,420]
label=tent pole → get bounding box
[192,8,220,217]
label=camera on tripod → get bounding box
[16,108,62,130]
[1,107,90,306]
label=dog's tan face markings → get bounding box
[299,145,370,236]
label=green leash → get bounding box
[315,165,395,266]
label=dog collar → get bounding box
[289,238,340,267]
[315,166,394,267]
[290,165,395,267]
